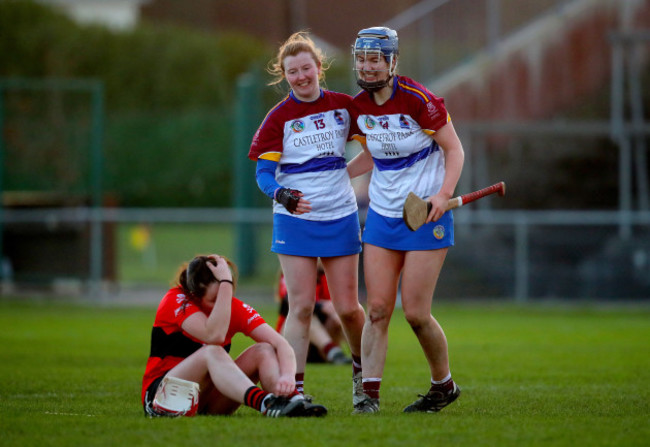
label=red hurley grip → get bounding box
[458,182,505,205]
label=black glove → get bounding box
[275,188,302,213]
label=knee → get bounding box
[248,342,275,359]
[367,305,392,327]
[403,311,430,333]
[288,301,315,323]
[336,304,362,325]
[203,344,229,360]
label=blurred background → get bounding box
[0,0,649,302]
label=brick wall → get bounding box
[433,0,650,121]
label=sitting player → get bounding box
[141,254,327,418]
[276,265,352,365]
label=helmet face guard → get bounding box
[353,27,399,93]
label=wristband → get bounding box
[219,279,233,285]
[275,187,302,213]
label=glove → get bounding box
[275,188,302,213]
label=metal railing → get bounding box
[2,206,649,300]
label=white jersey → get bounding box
[350,76,450,218]
[249,90,358,221]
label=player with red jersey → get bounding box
[346,27,465,414]
[141,254,326,418]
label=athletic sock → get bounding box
[362,378,382,400]
[288,389,302,400]
[429,373,454,395]
[295,372,305,395]
[352,354,362,376]
[244,386,270,412]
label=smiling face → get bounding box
[355,50,391,85]
[284,51,322,102]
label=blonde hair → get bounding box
[267,31,329,86]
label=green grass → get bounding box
[0,299,649,446]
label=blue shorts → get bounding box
[272,212,362,257]
[362,206,454,251]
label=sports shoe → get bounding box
[298,397,328,417]
[263,395,328,418]
[352,396,379,414]
[403,383,461,413]
[352,371,365,406]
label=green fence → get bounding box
[0,78,105,284]
[0,75,267,286]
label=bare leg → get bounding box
[319,300,346,347]
[361,245,402,378]
[164,345,258,414]
[278,255,318,375]
[400,248,450,381]
[309,315,336,355]
[321,254,365,359]
[202,342,284,414]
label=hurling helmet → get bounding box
[353,27,399,92]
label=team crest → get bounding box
[364,116,376,129]
[426,101,443,121]
[399,114,411,129]
[290,120,305,133]
[433,225,445,240]
[334,110,345,126]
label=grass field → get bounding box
[0,299,648,447]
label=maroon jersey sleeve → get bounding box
[248,96,291,161]
[397,76,449,132]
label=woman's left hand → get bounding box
[206,255,232,282]
[273,373,296,397]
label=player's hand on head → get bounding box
[207,255,232,282]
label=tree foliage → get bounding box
[0,0,271,112]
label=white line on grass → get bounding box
[44,411,95,417]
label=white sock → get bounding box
[431,372,452,385]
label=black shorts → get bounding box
[143,375,165,417]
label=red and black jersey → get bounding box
[141,287,265,403]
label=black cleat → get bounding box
[263,395,327,418]
[403,383,461,413]
[298,397,328,417]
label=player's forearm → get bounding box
[434,122,465,198]
[255,159,282,198]
[439,146,464,199]
[203,287,232,344]
[275,339,297,378]
[347,149,373,179]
